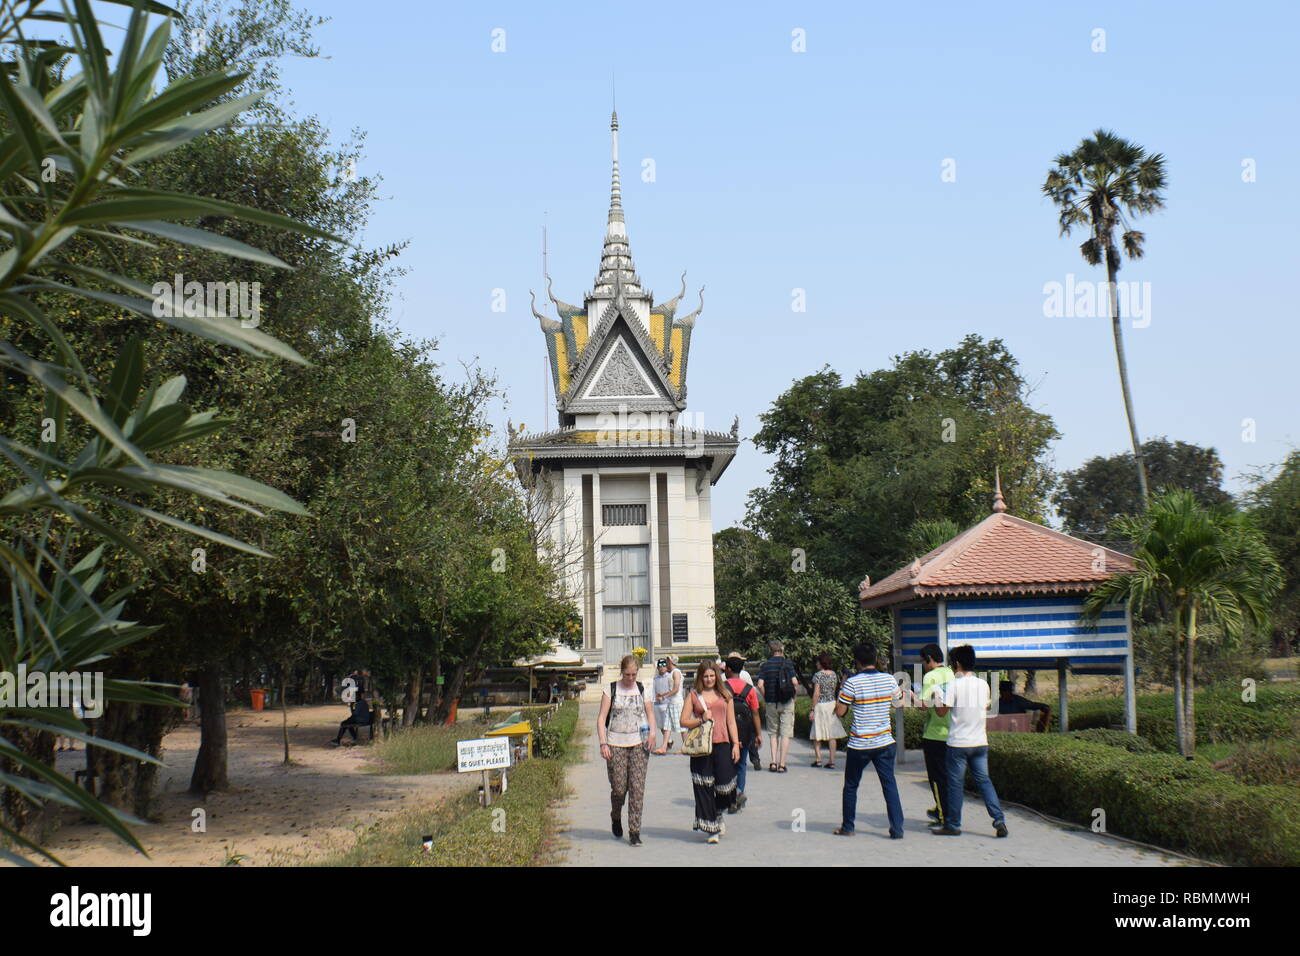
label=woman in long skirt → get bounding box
[809,652,846,769]
[681,660,740,843]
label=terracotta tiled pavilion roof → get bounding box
[858,512,1136,609]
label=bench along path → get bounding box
[553,703,1185,867]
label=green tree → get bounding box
[714,565,890,679]
[746,335,1058,589]
[1084,490,1282,754]
[1054,437,1232,540]
[0,0,330,860]
[1245,451,1300,655]
[1043,130,1167,504]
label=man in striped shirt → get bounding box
[832,643,904,838]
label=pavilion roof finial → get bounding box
[993,466,1008,514]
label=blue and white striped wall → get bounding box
[896,596,1130,675]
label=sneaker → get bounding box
[926,819,946,829]
[889,832,904,840]
[629,832,642,847]
[611,815,623,839]
[930,825,962,836]
[719,820,726,835]
[995,822,1009,838]
[926,808,940,822]
[736,792,748,811]
[707,834,720,844]
[749,753,762,771]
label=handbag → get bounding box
[682,691,714,756]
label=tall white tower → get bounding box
[510,112,738,663]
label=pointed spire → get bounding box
[609,110,622,222]
[591,110,643,300]
[992,466,1008,513]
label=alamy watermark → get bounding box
[594,405,708,458]
[1042,274,1151,328]
[0,665,104,718]
[152,273,261,327]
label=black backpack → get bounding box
[768,659,796,703]
[605,681,644,728]
[728,679,755,746]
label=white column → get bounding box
[646,470,660,649]
[591,471,603,654]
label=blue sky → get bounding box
[273,0,1300,530]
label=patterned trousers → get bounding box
[607,744,650,833]
[690,742,737,834]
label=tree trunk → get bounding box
[1023,670,1037,695]
[402,668,422,727]
[280,674,291,765]
[433,626,490,722]
[189,663,229,794]
[431,654,442,714]
[1105,247,1149,506]
[1171,623,1186,756]
[1183,604,1198,755]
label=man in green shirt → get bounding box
[917,643,954,828]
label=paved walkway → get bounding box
[555,703,1185,866]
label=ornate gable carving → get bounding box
[587,340,655,397]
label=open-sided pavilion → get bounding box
[859,483,1138,757]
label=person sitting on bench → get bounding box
[332,692,372,744]
[998,680,1051,731]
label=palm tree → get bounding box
[1083,491,1282,755]
[1044,130,1167,506]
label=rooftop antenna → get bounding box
[542,217,550,431]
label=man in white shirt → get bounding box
[931,644,1008,838]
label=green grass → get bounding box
[368,706,559,774]
[368,721,491,774]
[322,701,581,866]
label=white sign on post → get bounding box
[456,737,512,773]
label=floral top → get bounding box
[813,670,839,706]
[607,683,648,747]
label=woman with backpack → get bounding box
[597,654,657,847]
[809,652,846,768]
[680,660,741,843]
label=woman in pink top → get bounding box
[680,661,740,843]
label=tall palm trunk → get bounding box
[1105,246,1150,506]
[1170,623,1186,756]
[1183,603,1198,754]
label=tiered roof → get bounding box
[529,112,703,411]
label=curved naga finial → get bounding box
[531,291,561,332]
[546,275,580,316]
[677,286,705,327]
[654,271,688,314]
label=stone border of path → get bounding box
[552,702,1193,867]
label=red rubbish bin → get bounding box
[250,688,266,711]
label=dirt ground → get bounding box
[39,704,473,867]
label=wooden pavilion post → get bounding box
[891,607,906,764]
[1057,658,1069,732]
[1123,604,1137,734]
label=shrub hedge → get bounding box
[986,731,1300,866]
[1068,683,1300,752]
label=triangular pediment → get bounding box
[560,307,682,413]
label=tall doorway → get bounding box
[602,545,650,663]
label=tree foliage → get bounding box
[745,334,1059,589]
[1054,437,1232,541]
